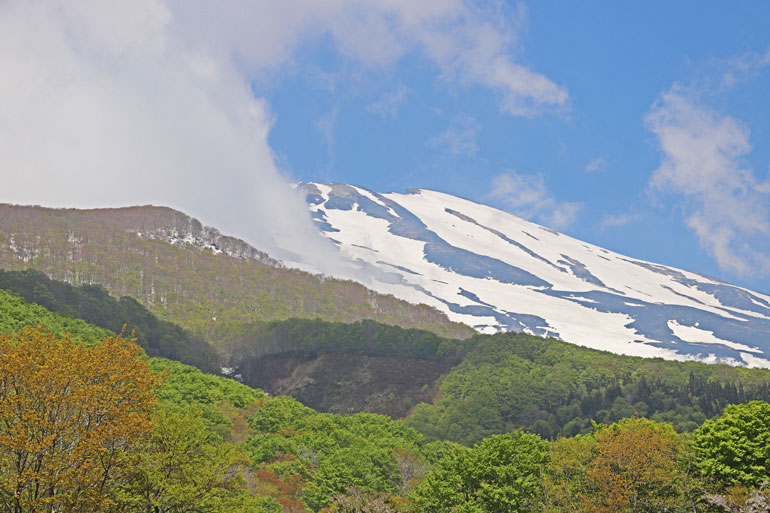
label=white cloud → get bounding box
[0,0,341,269]
[0,0,566,275]
[585,156,607,173]
[427,116,480,156]
[367,84,411,119]
[645,88,770,276]
[170,0,567,115]
[488,171,582,230]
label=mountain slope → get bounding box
[0,269,220,373]
[0,204,474,342]
[299,183,770,367]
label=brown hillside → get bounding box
[0,204,474,343]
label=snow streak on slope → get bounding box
[298,183,770,368]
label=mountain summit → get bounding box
[299,183,770,368]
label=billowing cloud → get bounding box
[0,0,335,267]
[181,0,567,115]
[488,171,582,230]
[646,88,770,275]
[0,0,566,273]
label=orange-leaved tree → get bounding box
[0,327,158,513]
[588,418,683,513]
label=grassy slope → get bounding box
[0,204,474,343]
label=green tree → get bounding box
[541,434,596,513]
[693,401,770,488]
[118,407,252,513]
[410,431,548,513]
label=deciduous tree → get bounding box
[0,327,158,513]
[410,431,548,513]
[693,401,770,489]
[588,418,682,513]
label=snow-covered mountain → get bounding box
[297,182,770,368]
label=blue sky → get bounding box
[1,1,769,293]
[262,2,770,292]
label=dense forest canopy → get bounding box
[3,276,770,511]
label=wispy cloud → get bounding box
[316,107,339,158]
[367,84,411,119]
[488,171,582,230]
[645,87,770,276]
[427,116,480,156]
[174,1,567,116]
[600,212,639,230]
[585,156,607,173]
[720,47,770,89]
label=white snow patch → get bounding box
[739,352,770,369]
[668,320,759,352]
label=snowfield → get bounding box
[297,183,770,368]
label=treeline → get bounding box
[407,406,770,513]
[0,269,220,372]
[229,317,472,366]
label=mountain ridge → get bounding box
[298,182,770,367]
[0,203,474,342]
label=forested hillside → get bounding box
[5,268,770,451]
[5,282,770,511]
[0,269,220,372]
[408,333,770,444]
[0,204,474,343]
[226,317,770,445]
[0,287,112,344]
[0,292,438,512]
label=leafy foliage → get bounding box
[118,407,257,513]
[244,396,430,511]
[693,401,770,489]
[150,357,265,439]
[410,431,549,513]
[0,328,158,513]
[542,418,702,513]
[588,418,685,512]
